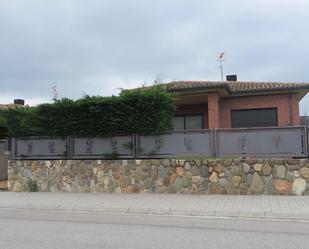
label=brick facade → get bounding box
[208,93,220,129]
[219,93,301,128]
[176,93,302,129]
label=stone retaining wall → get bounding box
[8,159,309,195]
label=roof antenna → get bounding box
[51,84,59,101]
[216,52,225,81]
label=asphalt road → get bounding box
[0,209,309,249]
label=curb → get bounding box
[1,205,309,222]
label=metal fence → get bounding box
[136,130,213,158]
[70,135,134,159]
[10,126,309,159]
[214,126,308,158]
[12,137,69,159]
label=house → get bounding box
[159,77,309,129]
[0,99,25,109]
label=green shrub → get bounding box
[0,117,8,138]
[0,117,6,127]
[0,85,175,137]
[27,178,39,192]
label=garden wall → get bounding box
[8,158,309,195]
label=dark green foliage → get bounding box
[0,117,8,138]
[0,86,175,137]
[27,178,38,192]
[0,107,40,137]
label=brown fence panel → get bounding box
[0,154,9,180]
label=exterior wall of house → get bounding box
[208,93,220,129]
[290,93,301,125]
[174,93,302,129]
[175,103,209,129]
[219,93,301,128]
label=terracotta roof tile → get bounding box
[164,81,309,94]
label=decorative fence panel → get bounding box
[0,140,8,155]
[70,136,134,159]
[10,127,309,159]
[215,127,308,158]
[136,130,212,158]
[12,137,69,159]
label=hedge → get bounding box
[0,86,175,138]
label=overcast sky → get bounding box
[0,0,308,114]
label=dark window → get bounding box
[173,116,185,130]
[231,108,278,128]
[172,115,203,130]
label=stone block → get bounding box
[263,176,276,195]
[210,182,221,194]
[225,180,237,194]
[209,172,219,183]
[192,176,202,183]
[184,162,191,171]
[300,167,309,179]
[230,166,239,176]
[242,163,250,174]
[162,159,170,167]
[292,178,306,196]
[276,165,286,179]
[223,159,232,167]
[287,164,300,171]
[287,159,299,165]
[262,163,272,176]
[163,176,170,186]
[254,163,263,172]
[176,166,184,176]
[191,166,200,176]
[248,173,264,195]
[275,180,292,195]
[200,166,209,178]
[232,176,241,187]
[185,172,193,179]
[214,163,223,173]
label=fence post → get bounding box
[11,138,15,160]
[213,129,217,158]
[67,136,71,159]
[132,134,136,159]
[134,134,138,159]
[306,126,309,158]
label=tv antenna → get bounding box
[51,84,59,101]
[216,52,225,81]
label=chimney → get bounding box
[14,99,25,105]
[226,75,237,81]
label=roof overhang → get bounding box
[171,85,309,99]
[173,88,230,105]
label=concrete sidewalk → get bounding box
[1,192,309,221]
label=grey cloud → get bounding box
[0,0,308,112]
